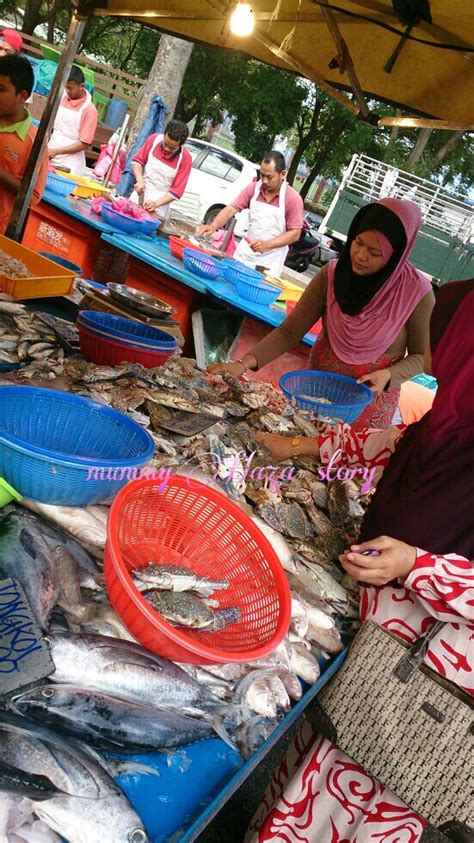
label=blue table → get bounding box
[43,191,119,235]
[205,277,316,347]
[100,231,208,294]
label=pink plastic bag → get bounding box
[211,228,236,256]
[93,143,126,184]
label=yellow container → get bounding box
[0,235,75,299]
[264,273,304,302]
[56,171,112,200]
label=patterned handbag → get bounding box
[317,620,474,829]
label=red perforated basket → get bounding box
[104,476,291,664]
[169,235,213,262]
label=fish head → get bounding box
[10,683,68,717]
[128,830,150,843]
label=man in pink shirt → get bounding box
[48,66,98,175]
[130,119,192,222]
[197,150,303,275]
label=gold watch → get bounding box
[291,435,302,459]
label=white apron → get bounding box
[49,91,92,176]
[130,135,183,222]
[234,180,288,275]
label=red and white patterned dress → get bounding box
[247,425,474,843]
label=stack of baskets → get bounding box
[218,260,278,305]
[77,310,178,368]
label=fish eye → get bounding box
[41,687,55,698]
[129,831,149,843]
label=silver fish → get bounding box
[0,712,149,843]
[49,632,222,710]
[13,684,215,752]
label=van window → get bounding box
[198,149,243,182]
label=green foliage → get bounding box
[225,62,306,160]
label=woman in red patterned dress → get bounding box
[209,199,435,430]
[248,280,474,842]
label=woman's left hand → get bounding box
[357,368,391,394]
[339,536,417,585]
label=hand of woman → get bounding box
[357,368,391,394]
[255,432,320,463]
[339,536,417,586]
[207,361,246,377]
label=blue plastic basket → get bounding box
[235,275,280,306]
[101,203,141,234]
[221,262,264,286]
[39,253,82,276]
[279,370,373,423]
[183,248,221,280]
[77,311,177,349]
[0,386,155,506]
[136,218,161,236]
[46,172,78,196]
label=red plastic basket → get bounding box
[104,476,291,664]
[78,325,173,368]
[169,235,213,262]
[286,300,322,336]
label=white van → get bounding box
[171,138,258,236]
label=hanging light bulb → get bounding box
[230,3,255,37]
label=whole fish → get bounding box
[144,590,240,631]
[0,759,63,801]
[0,509,59,630]
[49,632,222,711]
[13,684,215,752]
[0,712,149,843]
[134,563,229,595]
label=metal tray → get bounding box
[107,283,177,318]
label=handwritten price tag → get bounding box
[0,578,54,697]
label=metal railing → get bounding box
[342,155,473,243]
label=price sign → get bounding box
[0,578,54,698]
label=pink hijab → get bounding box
[326,199,432,364]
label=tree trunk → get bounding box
[383,108,402,162]
[22,0,45,35]
[127,34,194,151]
[431,130,463,169]
[286,100,322,184]
[405,128,432,168]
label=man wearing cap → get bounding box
[0,29,23,57]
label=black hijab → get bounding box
[334,203,407,315]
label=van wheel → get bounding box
[203,206,226,226]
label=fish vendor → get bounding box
[48,65,98,176]
[0,54,48,235]
[208,198,435,431]
[130,118,192,222]
[197,150,304,276]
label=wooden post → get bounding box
[6,14,86,241]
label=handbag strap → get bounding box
[393,620,444,684]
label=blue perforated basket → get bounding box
[101,203,141,234]
[46,172,78,196]
[136,217,161,236]
[0,386,155,506]
[77,311,177,349]
[221,262,264,286]
[235,275,280,306]
[279,370,373,423]
[183,248,221,280]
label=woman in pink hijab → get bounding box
[209,199,435,435]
